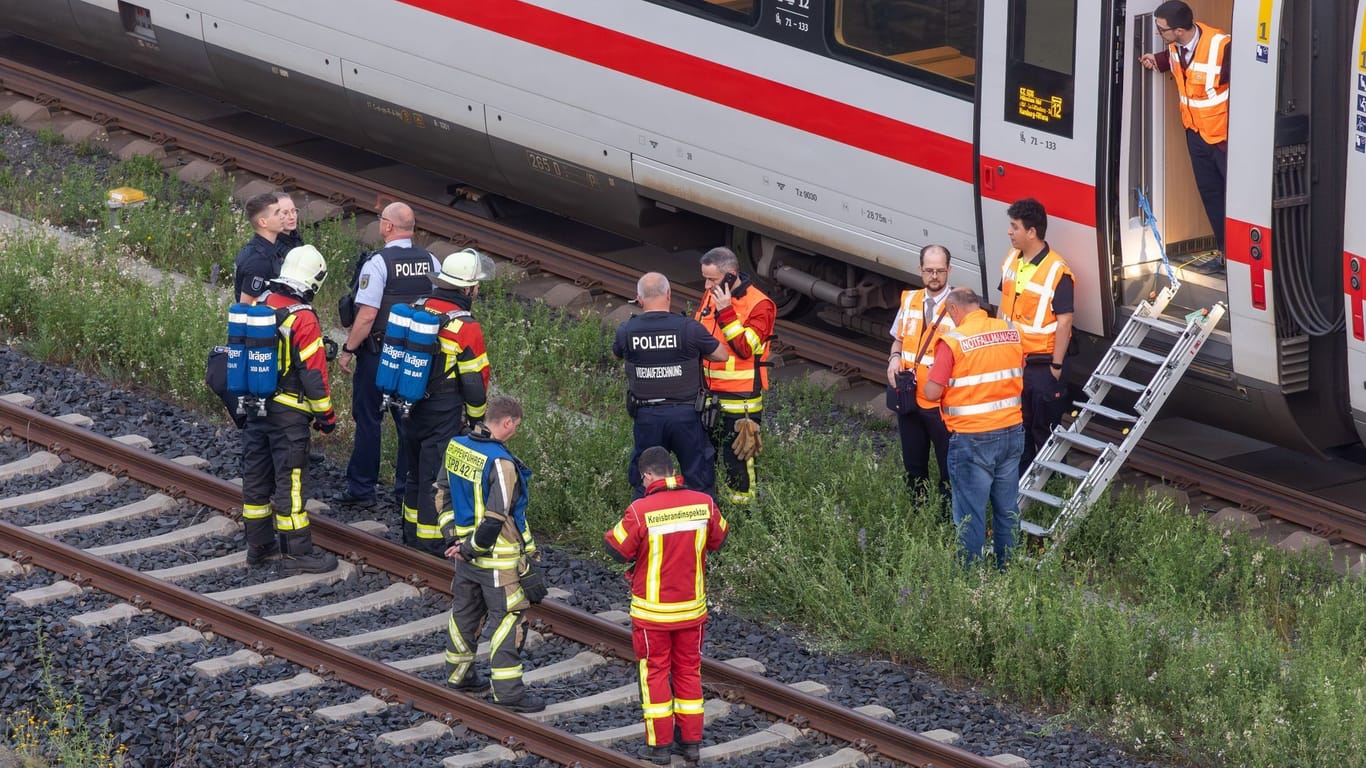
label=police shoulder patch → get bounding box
[359,274,371,290]
[249,276,265,293]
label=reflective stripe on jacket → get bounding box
[441,432,535,569]
[893,288,956,408]
[998,247,1073,356]
[1170,22,1230,145]
[695,283,774,398]
[604,475,728,629]
[261,291,332,416]
[940,310,1024,434]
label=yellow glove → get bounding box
[731,417,763,461]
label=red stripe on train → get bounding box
[399,0,1098,227]
[399,0,969,178]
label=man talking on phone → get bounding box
[694,247,777,506]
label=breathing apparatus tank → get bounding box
[226,303,250,413]
[244,303,279,416]
[395,309,440,415]
[376,304,414,410]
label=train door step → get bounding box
[1018,285,1226,546]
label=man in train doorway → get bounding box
[999,198,1073,474]
[1139,0,1231,273]
[886,245,955,514]
[694,247,776,506]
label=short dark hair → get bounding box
[1154,1,1194,30]
[638,446,674,477]
[1006,198,1048,241]
[700,246,739,273]
[245,192,279,225]
[919,244,951,266]
[486,396,523,424]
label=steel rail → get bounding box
[0,399,1003,768]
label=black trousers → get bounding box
[1186,128,1228,254]
[400,393,466,554]
[446,560,530,703]
[344,346,409,501]
[714,410,761,503]
[896,402,950,506]
[241,408,313,549]
[630,404,715,498]
[1020,362,1068,474]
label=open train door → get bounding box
[1345,0,1366,445]
[975,0,1109,341]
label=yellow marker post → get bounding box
[106,186,147,228]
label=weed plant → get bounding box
[1,139,1365,767]
[2,630,126,767]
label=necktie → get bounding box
[924,297,936,324]
[1180,45,1191,70]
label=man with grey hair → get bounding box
[694,247,776,505]
[614,272,730,497]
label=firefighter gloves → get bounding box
[731,417,763,461]
[313,410,337,434]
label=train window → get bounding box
[1003,0,1076,138]
[670,0,757,22]
[831,0,978,93]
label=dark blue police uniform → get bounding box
[343,244,434,501]
[613,311,721,497]
[233,233,279,300]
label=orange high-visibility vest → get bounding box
[1170,22,1230,145]
[893,288,956,408]
[939,310,1024,434]
[999,247,1073,356]
[696,287,772,396]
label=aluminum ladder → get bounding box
[1017,285,1226,543]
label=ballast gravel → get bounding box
[0,343,1174,766]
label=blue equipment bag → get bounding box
[376,303,414,399]
[396,309,440,410]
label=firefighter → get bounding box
[614,271,729,498]
[924,288,1025,568]
[440,396,545,713]
[604,446,729,766]
[241,245,339,574]
[399,248,492,555]
[693,247,776,505]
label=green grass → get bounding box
[1,142,1365,768]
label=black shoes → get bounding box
[279,547,338,575]
[493,692,546,713]
[448,672,489,695]
[331,490,377,508]
[637,744,671,765]
[245,541,279,566]
[672,741,701,763]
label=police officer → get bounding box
[399,248,493,555]
[275,191,305,258]
[233,192,284,303]
[441,396,545,713]
[335,202,440,507]
[614,272,729,498]
[241,245,339,574]
[694,247,776,505]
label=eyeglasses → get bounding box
[922,268,949,275]
[1154,25,1175,35]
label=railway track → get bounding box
[0,395,1026,767]
[2,49,1364,571]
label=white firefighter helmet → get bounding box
[277,244,328,295]
[431,248,495,288]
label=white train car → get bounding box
[2,0,1361,451]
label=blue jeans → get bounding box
[947,424,1024,568]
